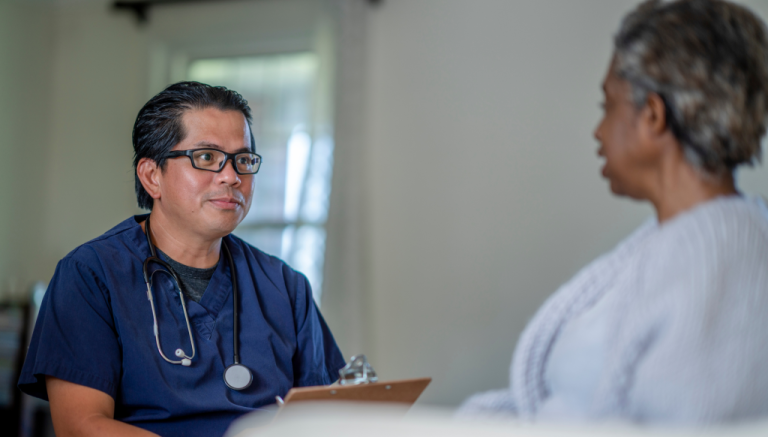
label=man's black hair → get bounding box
[132,81,254,210]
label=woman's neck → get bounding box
[649,158,737,223]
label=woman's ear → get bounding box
[136,158,162,201]
[644,93,668,137]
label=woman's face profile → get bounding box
[594,59,657,200]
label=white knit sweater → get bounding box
[458,195,768,425]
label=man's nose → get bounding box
[216,159,241,185]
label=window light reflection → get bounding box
[283,127,312,223]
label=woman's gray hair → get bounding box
[613,0,768,175]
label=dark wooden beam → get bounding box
[113,0,383,25]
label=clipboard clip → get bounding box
[338,354,378,385]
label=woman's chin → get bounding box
[607,179,629,198]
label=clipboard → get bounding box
[281,377,432,406]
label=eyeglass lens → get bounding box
[191,150,260,174]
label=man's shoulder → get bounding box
[62,215,145,267]
[227,234,292,270]
[226,234,309,287]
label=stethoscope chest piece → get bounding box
[224,364,253,390]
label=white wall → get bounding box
[0,1,55,300]
[0,0,153,296]
[43,1,149,275]
[2,0,767,408]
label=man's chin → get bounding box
[203,212,245,237]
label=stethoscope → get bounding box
[141,216,253,390]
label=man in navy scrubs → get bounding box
[18,82,346,437]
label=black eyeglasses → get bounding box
[164,148,262,175]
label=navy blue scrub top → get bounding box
[18,215,345,437]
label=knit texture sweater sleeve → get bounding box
[456,388,518,418]
[594,196,768,424]
[456,219,658,419]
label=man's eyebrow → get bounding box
[191,141,223,150]
[190,141,252,154]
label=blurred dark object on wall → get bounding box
[2,283,55,437]
[113,0,384,24]
[0,299,30,436]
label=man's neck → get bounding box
[141,210,221,269]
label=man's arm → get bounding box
[286,268,346,386]
[46,376,159,437]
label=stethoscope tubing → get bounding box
[222,243,241,365]
[142,216,251,389]
[141,217,238,367]
[143,256,197,366]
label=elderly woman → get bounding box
[459,0,768,425]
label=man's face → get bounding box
[156,107,254,238]
[594,59,657,199]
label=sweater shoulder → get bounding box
[652,196,768,256]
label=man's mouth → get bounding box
[209,197,242,210]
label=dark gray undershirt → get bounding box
[157,249,217,303]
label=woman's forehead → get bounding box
[603,69,630,100]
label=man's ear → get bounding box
[136,158,162,201]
